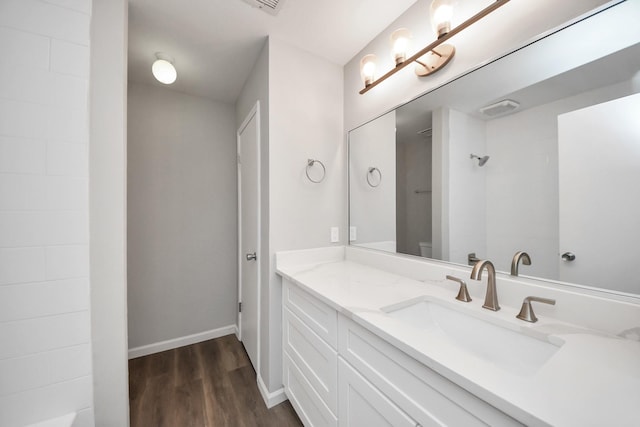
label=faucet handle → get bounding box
[516,296,556,323]
[446,275,472,302]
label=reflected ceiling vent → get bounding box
[478,99,520,118]
[241,0,287,15]
[417,127,432,137]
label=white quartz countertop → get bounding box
[276,255,640,427]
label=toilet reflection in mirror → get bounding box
[419,241,432,258]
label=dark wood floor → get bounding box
[129,334,302,427]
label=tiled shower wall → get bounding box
[0,0,94,425]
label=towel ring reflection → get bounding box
[306,159,326,183]
[367,167,382,187]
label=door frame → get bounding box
[237,100,261,376]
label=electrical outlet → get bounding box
[330,227,339,243]
[349,226,357,242]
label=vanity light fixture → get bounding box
[152,53,177,85]
[359,0,510,94]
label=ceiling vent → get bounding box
[241,0,287,16]
[478,99,520,118]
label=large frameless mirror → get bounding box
[349,2,640,297]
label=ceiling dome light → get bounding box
[152,54,177,84]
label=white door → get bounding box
[238,102,261,371]
[558,93,640,293]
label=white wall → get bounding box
[89,0,129,425]
[127,82,237,350]
[0,0,95,425]
[343,0,611,131]
[349,111,396,247]
[236,37,344,398]
[432,108,487,263]
[267,38,344,392]
[431,108,448,260]
[447,109,486,265]
[485,101,560,277]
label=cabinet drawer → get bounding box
[284,352,338,427]
[338,316,522,427]
[338,358,418,427]
[283,279,337,348]
[284,307,338,414]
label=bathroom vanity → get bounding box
[276,246,640,427]
[277,2,640,425]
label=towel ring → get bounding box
[367,167,382,187]
[306,159,326,183]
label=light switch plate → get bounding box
[330,227,339,243]
[349,226,356,242]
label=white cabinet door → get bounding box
[338,358,418,427]
[284,307,338,414]
[284,353,338,427]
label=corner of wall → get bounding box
[265,38,345,393]
[89,0,130,425]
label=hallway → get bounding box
[128,335,301,426]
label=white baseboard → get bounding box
[258,375,287,409]
[128,324,237,359]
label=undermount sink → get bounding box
[383,298,562,376]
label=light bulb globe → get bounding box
[152,59,177,84]
[359,54,377,87]
[390,28,412,65]
[430,0,456,38]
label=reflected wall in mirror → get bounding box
[349,1,640,296]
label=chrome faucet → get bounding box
[510,251,531,276]
[470,260,500,311]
